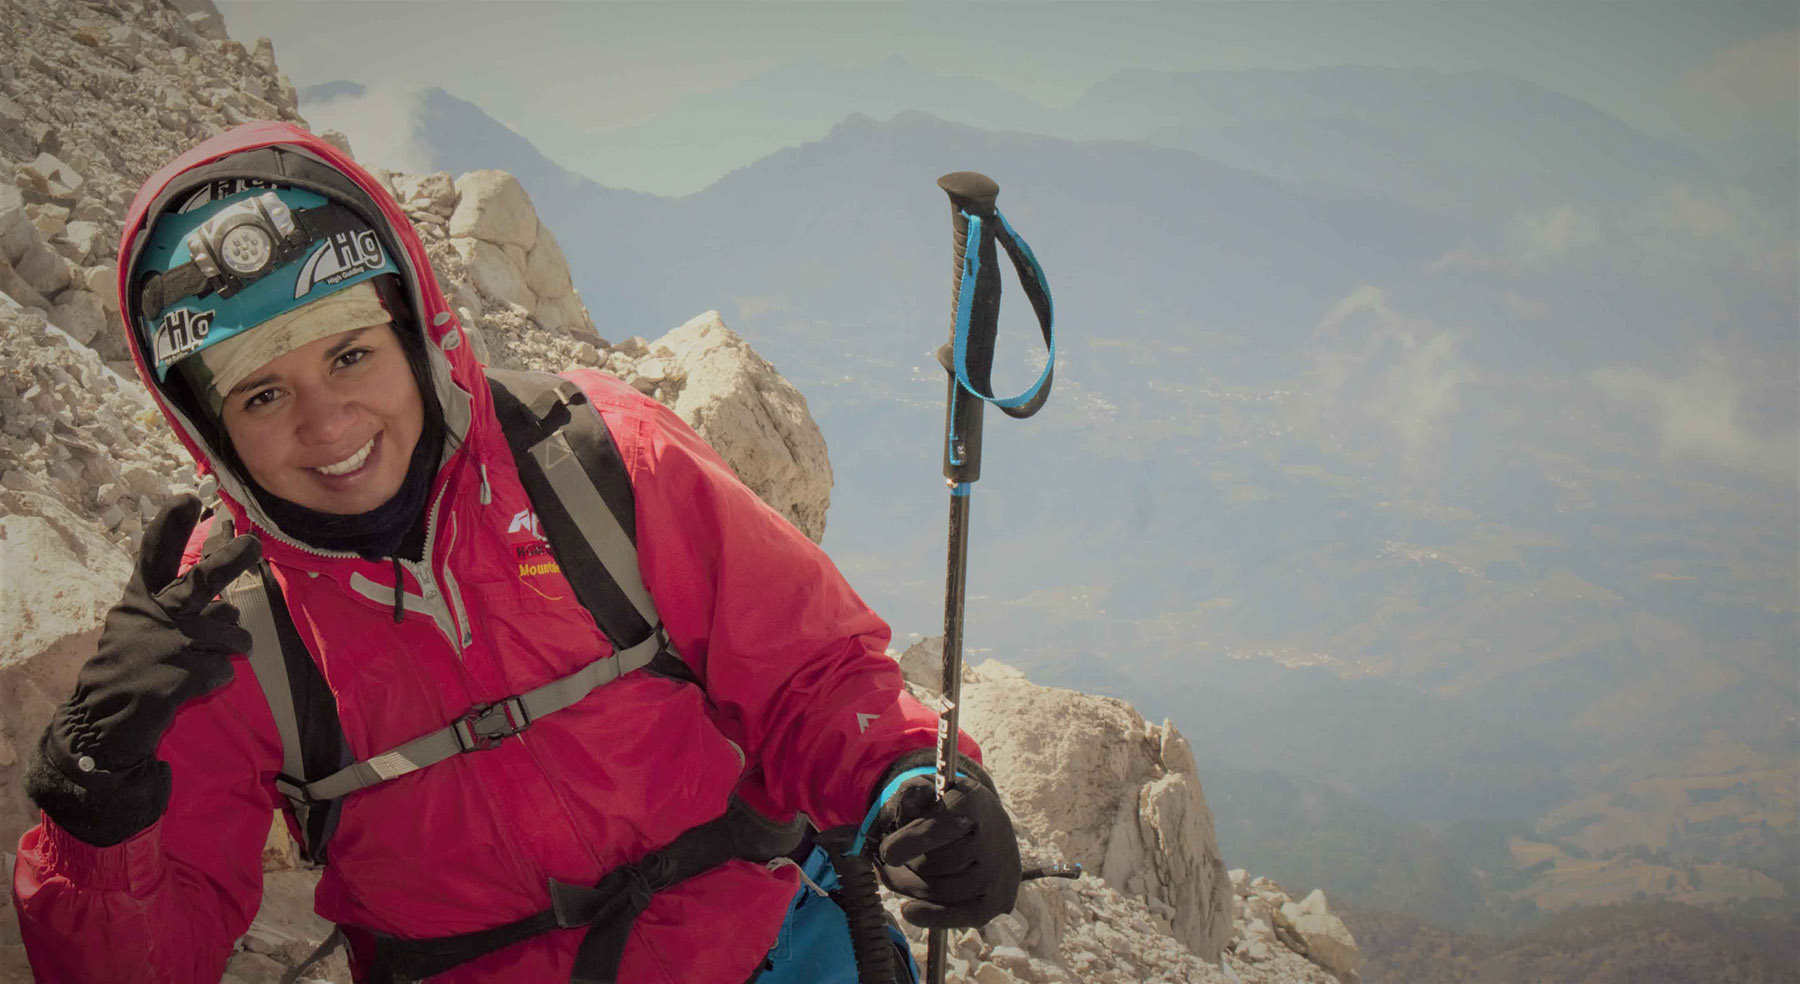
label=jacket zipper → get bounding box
[395,481,472,655]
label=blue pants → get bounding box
[756,847,920,984]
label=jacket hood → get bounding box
[118,122,486,553]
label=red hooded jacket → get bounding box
[11,122,971,983]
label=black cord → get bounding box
[828,850,898,984]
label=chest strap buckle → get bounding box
[452,696,530,752]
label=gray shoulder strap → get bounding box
[208,514,341,864]
[276,370,697,807]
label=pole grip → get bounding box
[937,172,1002,484]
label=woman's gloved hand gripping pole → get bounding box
[866,751,1022,928]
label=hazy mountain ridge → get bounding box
[550,55,1069,196]
[486,56,1722,217]
[1073,66,1716,216]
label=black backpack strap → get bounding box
[367,797,805,984]
[207,512,351,865]
[485,367,695,684]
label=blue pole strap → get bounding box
[946,397,965,467]
[950,208,1056,416]
[850,766,972,856]
[997,211,1053,338]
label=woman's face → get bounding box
[218,322,425,515]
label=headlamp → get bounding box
[135,184,400,381]
[183,192,304,297]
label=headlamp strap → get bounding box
[138,202,371,319]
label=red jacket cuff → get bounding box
[38,813,167,895]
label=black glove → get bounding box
[869,750,1022,929]
[26,494,261,846]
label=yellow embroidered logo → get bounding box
[518,560,562,578]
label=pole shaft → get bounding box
[938,489,971,785]
[927,488,973,983]
[928,170,998,984]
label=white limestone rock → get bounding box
[19,152,84,199]
[2,211,39,267]
[534,289,597,337]
[58,219,105,264]
[168,0,228,40]
[0,497,129,674]
[319,129,354,160]
[0,184,21,227]
[955,660,1234,960]
[392,170,457,219]
[83,263,119,313]
[0,257,52,310]
[524,219,574,298]
[448,170,538,249]
[27,202,67,240]
[655,311,833,543]
[226,870,349,983]
[0,294,196,856]
[15,240,70,297]
[882,651,1350,982]
[48,288,106,345]
[449,236,535,312]
[0,185,31,257]
[896,635,962,692]
[1279,890,1361,983]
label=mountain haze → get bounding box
[393,59,1729,222]
[1072,66,1716,217]
[548,56,1070,196]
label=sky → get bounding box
[219,0,1797,192]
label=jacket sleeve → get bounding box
[589,372,979,830]
[11,523,285,984]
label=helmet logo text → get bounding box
[176,178,277,213]
[153,308,215,366]
[294,231,384,298]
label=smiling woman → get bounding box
[209,295,425,516]
[13,122,1018,984]
[123,180,448,558]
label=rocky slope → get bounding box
[0,2,1361,982]
[885,644,1362,984]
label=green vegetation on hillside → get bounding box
[1203,767,1512,932]
[1342,901,1800,984]
[1204,768,1793,939]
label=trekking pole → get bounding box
[927,171,1056,983]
